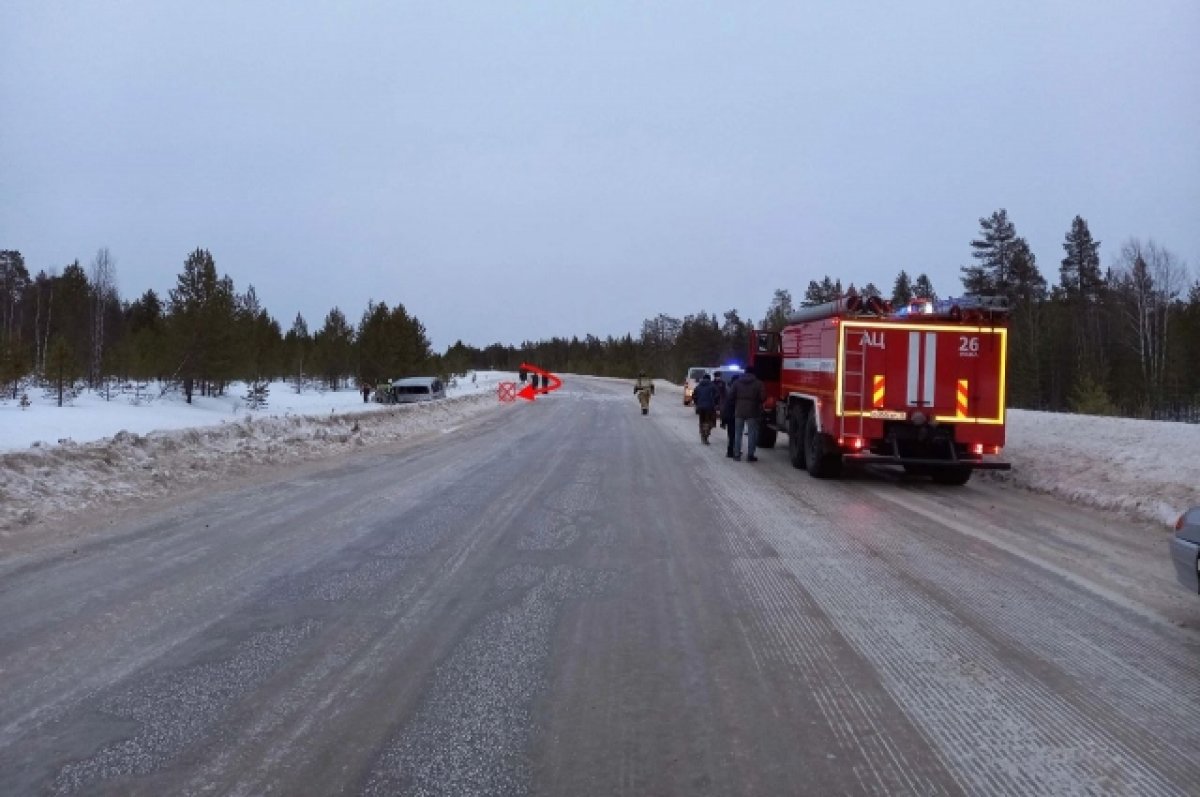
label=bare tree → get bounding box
[1114,238,1187,404]
[89,247,117,387]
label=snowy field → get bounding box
[0,372,518,533]
[0,371,515,452]
[1,373,1197,534]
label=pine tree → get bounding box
[389,303,432,377]
[357,302,391,385]
[0,250,30,346]
[206,274,239,393]
[721,310,749,363]
[638,313,682,377]
[235,285,282,385]
[1009,239,1046,305]
[803,276,842,305]
[168,248,224,402]
[54,262,93,373]
[45,336,80,407]
[285,312,312,391]
[442,339,473,377]
[891,270,913,305]
[1005,238,1049,407]
[1177,281,1200,416]
[0,339,26,399]
[676,311,724,366]
[761,289,794,331]
[125,289,166,383]
[313,306,355,389]
[912,273,937,300]
[355,301,434,384]
[962,209,1018,296]
[1068,371,1116,416]
[1059,216,1103,299]
[1057,215,1107,384]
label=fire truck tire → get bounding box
[932,466,972,486]
[804,413,842,479]
[787,412,806,469]
[757,425,777,449]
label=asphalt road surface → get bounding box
[2,376,1198,796]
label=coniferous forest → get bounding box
[2,209,1197,419]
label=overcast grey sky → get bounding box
[2,1,1197,351]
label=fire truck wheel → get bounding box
[804,413,842,479]
[932,466,972,486]
[757,425,777,449]
[787,412,806,469]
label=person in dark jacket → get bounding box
[691,373,718,444]
[713,375,729,430]
[729,366,766,461]
[721,376,738,457]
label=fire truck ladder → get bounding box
[840,332,868,440]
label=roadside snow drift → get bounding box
[0,390,506,533]
[992,409,1198,527]
[0,372,514,452]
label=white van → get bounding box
[390,376,446,403]
[682,366,713,406]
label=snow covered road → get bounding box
[0,376,1197,795]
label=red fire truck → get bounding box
[747,294,1011,485]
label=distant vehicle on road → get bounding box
[1170,506,1200,594]
[682,366,714,406]
[385,376,446,404]
[712,364,742,387]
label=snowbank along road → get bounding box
[0,376,1197,795]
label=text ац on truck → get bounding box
[748,292,1013,486]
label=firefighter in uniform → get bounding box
[633,372,655,414]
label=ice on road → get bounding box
[0,377,1197,796]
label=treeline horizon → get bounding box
[451,209,1200,421]
[2,208,1198,419]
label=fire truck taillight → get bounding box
[838,436,865,451]
[970,443,984,456]
[986,445,1001,456]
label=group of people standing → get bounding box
[688,368,766,462]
